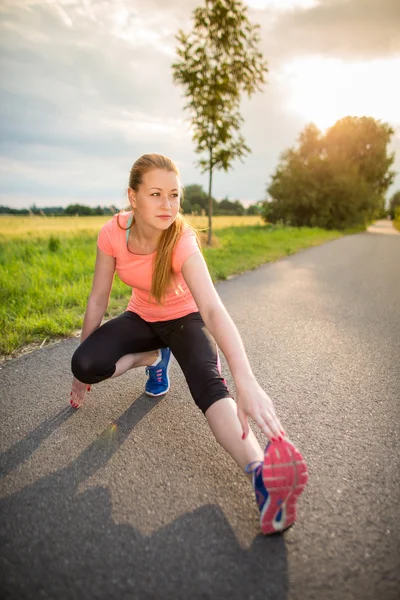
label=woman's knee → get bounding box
[191,373,231,414]
[71,349,93,383]
[71,347,115,384]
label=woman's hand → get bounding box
[70,377,91,409]
[236,380,285,442]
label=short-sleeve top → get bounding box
[97,212,201,322]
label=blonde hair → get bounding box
[118,153,200,304]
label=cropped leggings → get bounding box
[71,311,231,414]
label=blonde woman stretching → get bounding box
[70,153,308,535]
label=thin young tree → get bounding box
[172,0,268,244]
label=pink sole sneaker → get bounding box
[260,438,309,535]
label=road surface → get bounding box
[1,222,399,599]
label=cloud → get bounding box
[0,1,200,201]
[254,0,400,64]
[0,0,399,208]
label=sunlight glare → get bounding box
[282,56,400,130]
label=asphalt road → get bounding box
[1,222,399,600]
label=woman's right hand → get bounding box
[70,377,91,409]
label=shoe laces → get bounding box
[145,365,164,383]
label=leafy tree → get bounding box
[181,197,193,214]
[0,206,29,215]
[233,200,245,215]
[264,117,395,229]
[389,190,400,219]
[191,203,202,215]
[65,204,93,216]
[182,184,208,213]
[172,0,268,244]
[215,197,245,215]
[246,201,262,215]
[181,184,219,215]
[218,198,235,213]
[29,203,40,215]
[41,206,65,215]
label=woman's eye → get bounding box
[150,192,179,198]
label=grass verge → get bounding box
[1,223,345,356]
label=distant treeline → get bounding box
[0,186,263,217]
[0,204,119,216]
[181,185,262,216]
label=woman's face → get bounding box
[129,169,180,230]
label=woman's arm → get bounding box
[80,248,116,343]
[182,252,255,385]
[182,252,283,440]
[70,248,116,407]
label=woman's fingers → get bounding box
[237,386,286,443]
[237,405,250,440]
[259,410,283,441]
[255,415,274,441]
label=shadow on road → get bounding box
[0,406,74,477]
[0,395,289,600]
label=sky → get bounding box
[1,0,400,209]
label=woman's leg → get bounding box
[205,397,264,477]
[152,313,308,535]
[153,312,264,477]
[71,311,163,385]
[111,348,159,378]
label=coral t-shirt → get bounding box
[97,212,201,322]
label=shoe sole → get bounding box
[144,352,173,397]
[145,387,170,397]
[260,438,308,535]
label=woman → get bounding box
[70,153,308,535]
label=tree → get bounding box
[246,201,262,215]
[0,206,29,215]
[389,190,400,219]
[182,184,208,214]
[264,117,395,229]
[172,0,268,244]
[29,203,40,215]
[65,204,93,216]
[215,197,245,215]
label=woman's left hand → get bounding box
[236,380,284,442]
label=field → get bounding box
[0,214,263,237]
[0,215,346,356]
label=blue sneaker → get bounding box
[245,438,308,535]
[145,348,172,397]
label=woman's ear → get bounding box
[128,188,136,210]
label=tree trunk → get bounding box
[207,152,213,246]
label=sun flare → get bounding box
[282,56,400,131]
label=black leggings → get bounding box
[71,311,231,414]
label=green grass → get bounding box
[0,224,345,356]
[202,224,342,280]
[393,213,400,232]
